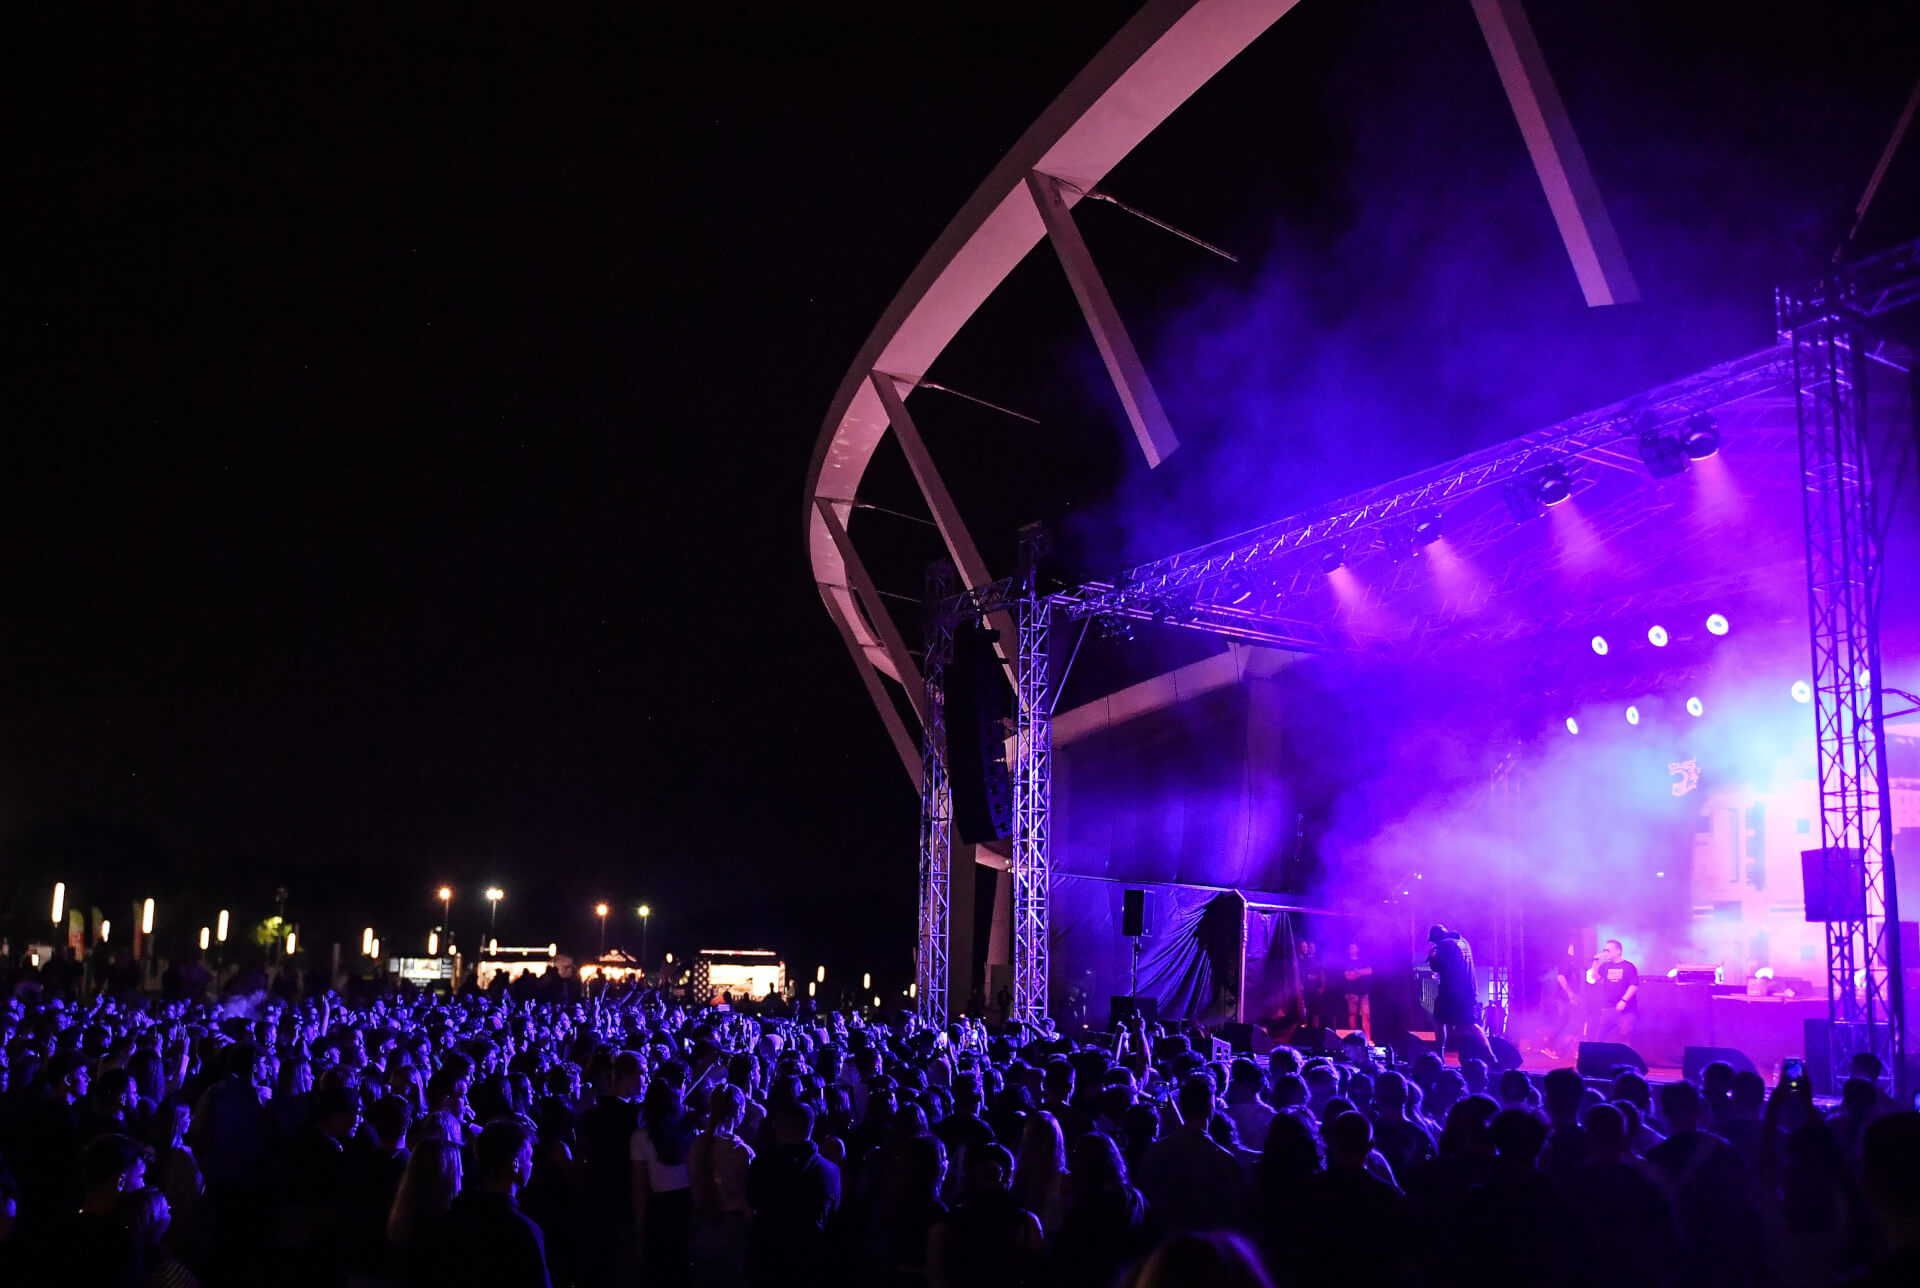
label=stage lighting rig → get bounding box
[1636,428,1689,478]
[1412,510,1444,547]
[1532,462,1573,506]
[1682,415,1720,459]
[1320,546,1345,573]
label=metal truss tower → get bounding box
[1011,527,1055,1027]
[917,561,956,1024]
[1782,263,1909,1090]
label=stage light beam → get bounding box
[1591,636,1609,656]
[1686,697,1704,717]
[1647,625,1668,647]
[1682,415,1720,459]
[1533,463,1572,506]
[1706,613,1729,636]
[1565,717,1580,735]
[1792,681,1812,704]
[1626,706,1640,725]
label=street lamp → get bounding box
[51,882,66,926]
[428,930,440,955]
[141,898,155,936]
[199,927,210,951]
[362,927,375,957]
[286,930,297,955]
[486,888,504,942]
[100,919,111,944]
[216,910,230,944]
[595,903,609,955]
[638,904,651,966]
[863,972,872,990]
[438,886,453,954]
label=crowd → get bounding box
[0,960,1915,1288]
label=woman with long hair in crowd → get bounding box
[387,1138,462,1283]
[1013,1110,1069,1236]
[633,1072,699,1287]
[1049,1130,1149,1288]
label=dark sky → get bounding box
[8,1,1919,978]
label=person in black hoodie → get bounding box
[423,1116,551,1288]
[745,1099,840,1287]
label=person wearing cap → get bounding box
[1425,925,1489,1066]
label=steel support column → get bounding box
[1010,530,1055,1027]
[1786,285,1906,1092]
[918,561,957,1024]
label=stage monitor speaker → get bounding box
[1801,847,1865,922]
[1219,1022,1274,1055]
[1577,1041,1649,1078]
[1683,1045,1759,1082]
[1121,889,1150,939]
[1108,995,1157,1030]
[1488,1034,1524,1072]
[945,619,1014,844]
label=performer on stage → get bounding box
[1338,940,1374,1040]
[1542,942,1583,1060]
[1425,924,1491,1064]
[1586,939,1639,1042]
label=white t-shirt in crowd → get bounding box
[630,1125,693,1192]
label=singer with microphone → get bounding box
[1585,938,1639,1043]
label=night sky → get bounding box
[8,2,1919,980]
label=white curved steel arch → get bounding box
[802,0,1303,780]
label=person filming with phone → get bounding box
[1586,939,1639,1043]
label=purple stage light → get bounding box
[1686,696,1704,717]
[1682,415,1720,459]
[1791,681,1812,703]
[1320,546,1344,573]
[1591,635,1609,656]
[1565,717,1580,734]
[1626,706,1640,725]
[1706,613,1729,635]
[1647,624,1669,647]
[1533,463,1572,506]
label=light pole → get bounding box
[595,903,609,956]
[638,904,651,967]
[51,881,66,928]
[486,888,503,946]
[438,886,453,955]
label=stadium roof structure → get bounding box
[803,0,1646,789]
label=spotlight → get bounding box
[1413,511,1443,547]
[1591,635,1609,656]
[1321,546,1345,573]
[1565,717,1580,735]
[1647,625,1669,647]
[1626,706,1641,725]
[1532,463,1572,506]
[1681,415,1720,460]
[1791,680,1812,703]
[1686,696,1704,717]
[1636,430,1689,478]
[1706,613,1729,636]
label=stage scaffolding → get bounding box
[1778,238,1919,1089]
[920,242,1916,1061]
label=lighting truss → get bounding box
[1088,345,1793,636]
[916,561,956,1024]
[1780,245,1914,1092]
[1011,534,1055,1028]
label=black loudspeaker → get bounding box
[1801,846,1865,922]
[1108,995,1157,1030]
[1683,1045,1759,1082]
[1121,889,1149,938]
[1577,1041,1649,1077]
[945,620,1013,844]
[1488,1034,1524,1072]
[1220,1022,1274,1055]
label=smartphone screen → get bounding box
[1782,1058,1805,1084]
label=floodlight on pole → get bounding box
[439,886,453,953]
[100,919,111,944]
[51,882,65,926]
[596,903,609,956]
[362,927,375,956]
[216,910,230,943]
[199,927,210,951]
[286,930,297,955]
[428,930,440,955]
[863,973,872,990]
[638,904,651,965]
[141,898,155,935]
[486,888,503,940]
